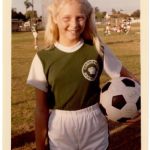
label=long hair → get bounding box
[44,0,103,56]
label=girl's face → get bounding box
[55,1,87,46]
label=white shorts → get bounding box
[48,103,109,150]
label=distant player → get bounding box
[126,20,131,34]
[105,23,111,35]
[31,24,38,50]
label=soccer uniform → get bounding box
[27,40,122,150]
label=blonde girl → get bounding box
[27,0,140,149]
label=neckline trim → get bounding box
[54,39,84,53]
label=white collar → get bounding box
[54,39,84,53]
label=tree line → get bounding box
[12,0,41,23]
[95,7,140,22]
[12,8,40,21]
[12,3,140,22]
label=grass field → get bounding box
[11,24,140,150]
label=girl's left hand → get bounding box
[125,112,141,125]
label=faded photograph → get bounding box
[11,0,141,149]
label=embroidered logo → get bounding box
[82,60,99,81]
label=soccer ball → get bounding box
[100,77,141,122]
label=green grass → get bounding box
[11,23,140,149]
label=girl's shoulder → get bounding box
[36,46,57,61]
[37,46,55,54]
[38,45,55,51]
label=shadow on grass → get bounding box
[11,130,35,149]
[107,40,134,45]
[11,123,141,150]
[108,123,141,150]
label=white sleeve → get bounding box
[103,44,122,78]
[27,54,48,92]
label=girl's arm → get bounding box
[35,88,50,150]
[120,66,140,84]
[102,45,140,124]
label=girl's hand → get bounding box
[125,112,141,125]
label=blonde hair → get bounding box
[44,0,103,56]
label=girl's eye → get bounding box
[63,17,70,21]
[77,17,85,21]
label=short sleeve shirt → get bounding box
[27,41,122,110]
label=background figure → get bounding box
[104,22,111,35]
[126,19,131,34]
[31,23,38,50]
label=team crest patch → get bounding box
[82,60,99,81]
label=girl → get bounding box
[27,0,140,149]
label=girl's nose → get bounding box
[70,18,79,28]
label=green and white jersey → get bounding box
[27,40,122,110]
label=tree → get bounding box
[131,9,140,18]
[24,0,33,13]
[12,8,18,19]
[112,9,117,14]
[17,12,26,21]
[95,7,100,13]
[12,8,26,21]
[119,13,129,18]
[102,11,107,18]
[95,11,107,22]
[25,10,37,20]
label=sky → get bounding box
[12,0,140,16]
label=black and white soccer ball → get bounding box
[100,77,141,122]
